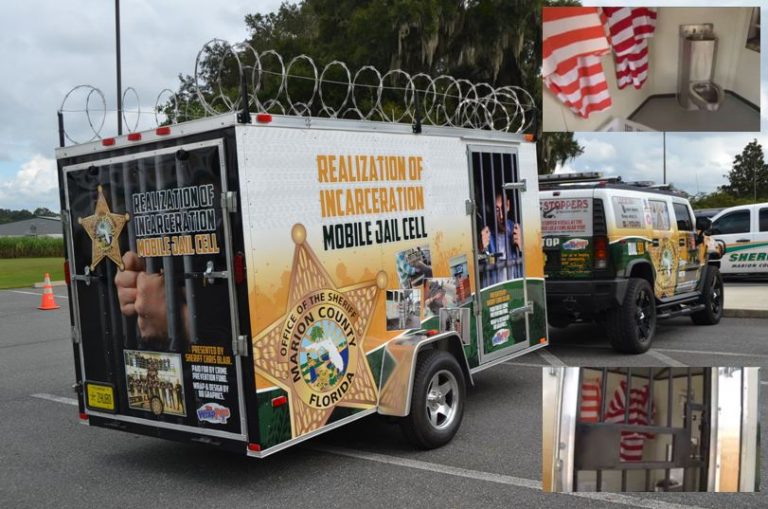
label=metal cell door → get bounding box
[467,146,530,363]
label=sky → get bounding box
[0,0,765,212]
[0,0,282,211]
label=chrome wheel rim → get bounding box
[426,369,459,430]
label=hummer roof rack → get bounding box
[538,172,687,197]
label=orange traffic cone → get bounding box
[38,273,60,310]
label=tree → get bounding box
[33,207,58,217]
[721,139,768,202]
[162,0,581,173]
[538,132,584,174]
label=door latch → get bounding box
[509,301,534,318]
[71,265,101,286]
[503,180,527,192]
[185,260,229,285]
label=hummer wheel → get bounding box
[691,266,723,325]
[606,277,656,354]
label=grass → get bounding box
[0,257,65,289]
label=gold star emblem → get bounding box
[252,224,387,438]
[78,185,130,270]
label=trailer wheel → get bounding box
[400,350,465,449]
[605,277,656,354]
[691,266,723,325]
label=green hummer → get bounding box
[539,173,723,353]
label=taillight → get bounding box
[247,443,261,452]
[594,236,609,269]
[256,113,272,123]
[79,412,89,421]
[272,395,287,408]
[64,261,71,286]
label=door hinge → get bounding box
[222,191,238,213]
[233,334,249,356]
[71,326,81,345]
[465,199,474,216]
[503,180,527,192]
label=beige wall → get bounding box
[732,8,761,106]
[543,7,760,132]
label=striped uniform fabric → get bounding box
[604,380,655,462]
[542,7,612,119]
[579,378,602,423]
[599,7,657,90]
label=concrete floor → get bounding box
[629,94,760,132]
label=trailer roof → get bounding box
[55,112,532,160]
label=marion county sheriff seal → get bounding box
[252,223,386,438]
[282,289,360,409]
[78,185,130,270]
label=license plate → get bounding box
[86,383,115,412]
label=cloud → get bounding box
[0,155,59,211]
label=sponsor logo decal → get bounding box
[196,403,231,424]
[563,238,589,251]
[491,328,510,346]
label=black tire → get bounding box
[691,266,724,325]
[400,349,466,449]
[605,278,656,354]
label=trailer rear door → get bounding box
[63,139,247,440]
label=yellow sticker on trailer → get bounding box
[86,383,115,411]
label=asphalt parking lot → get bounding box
[0,288,766,508]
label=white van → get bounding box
[709,203,768,275]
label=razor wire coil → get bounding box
[59,40,534,144]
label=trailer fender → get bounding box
[377,331,473,417]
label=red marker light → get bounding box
[247,443,262,452]
[127,132,142,141]
[234,252,245,284]
[256,113,272,124]
[64,261,71,286]
[79,412,89,421]
[155,126,171,136]
[101,138,115,146]
[272,395,287,408]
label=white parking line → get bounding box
[538,348,565,367]
[7,290,68,299]
[559,343,768,360]
[31,393,78,406]
[314,445,710,509]
[645,349,687,367]
[31,393,711,508]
